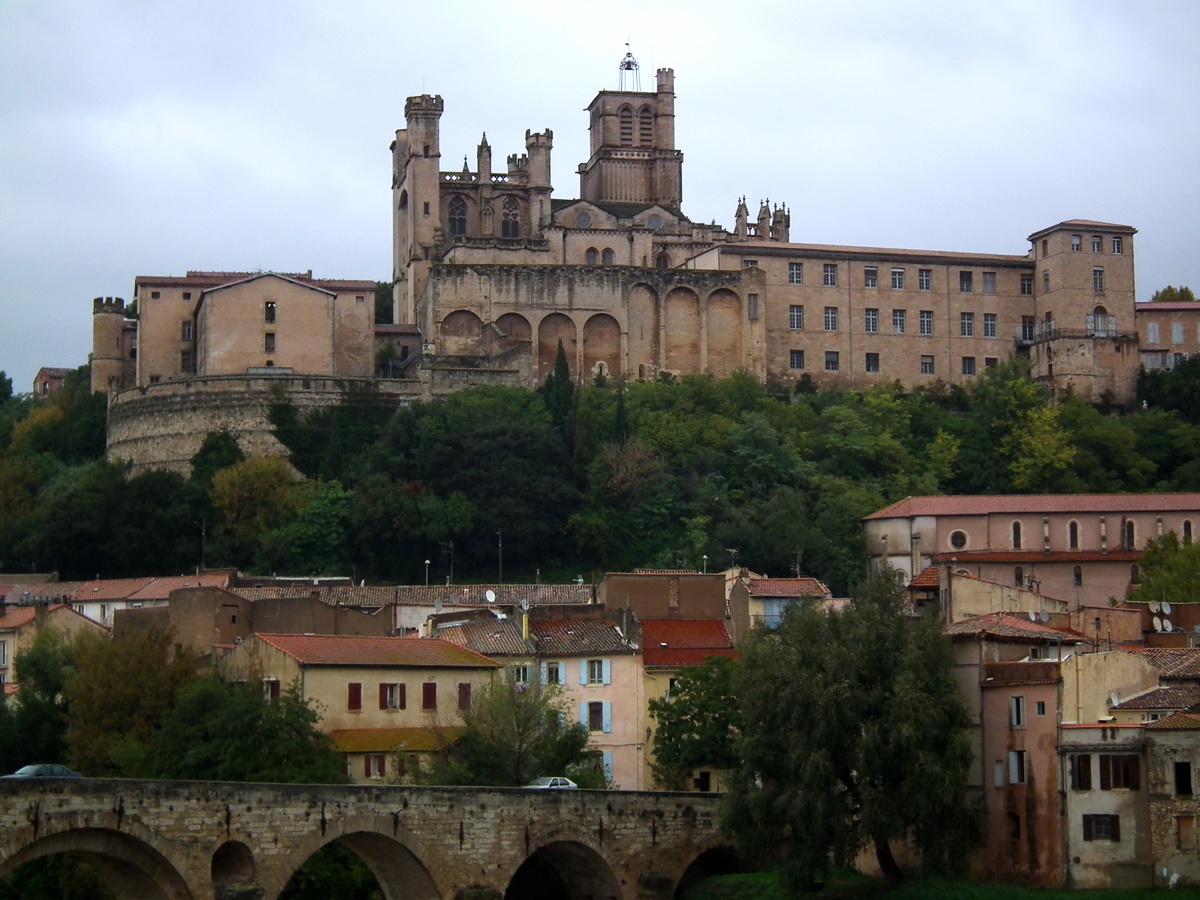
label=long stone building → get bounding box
[95,55,1164,471]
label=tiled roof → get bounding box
[1126,647,1200,680]
[642,619,733,650]
[935,550,1140,564]
[396,585,593,607]
[437,619,533,657]
[327,726,460,753]
[866,493,1200,520]
[375,324,421,335]
[530,618,635,656]
[127,573,233,601]
[1114,686,1200,711]
[908,566,941,589]
[1136,302,1200,313]
[1026,220,1136,240]
[254,634,500,669]
[0,581,85,603]
[0,607,37,629]
[726,241,1030,265]
[746,577,831,598]
[72,578,156,601]
[136,271,376,291]
[1146,712,1200,731]
[947,612,1083,642]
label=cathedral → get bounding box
[95,56,1155,471]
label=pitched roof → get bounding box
[641,619,735,668]
[746,577,831,598]
[935,550,1141,564]
[1113,686,1200,711]
[128,572,234,601]
[253,634,500,669]
[1146,712,1200,731]
[908,566,941,589]
[947,612,1084,643]
[1125,647,1200,680]
[327,726,461,753]
[437,619,533,657]
[0,581,85,603]
[1136,302,1200,313]
[394,585,593,607]
[73,577,156,601]
[1027,220,1136,240]
[530,618,635,656]
[867,493,1200,520]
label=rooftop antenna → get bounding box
[618,42,640,91]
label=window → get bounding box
[789,349,805,370]
[1035,701,1046,717]
[1124,520,1135,550]
[960,312,974,337]
[949,530,968,550]
[181,350,194,374]
[789,305,804,330]
[1178,816,1195,851]
[865,352,880,373]
[458,683,472,710]
[181,321,193,341]
[150,290,161,299]
[1009,813,1021,841]
[1021,315,1036,341]
[348,682,362,711]
[1185,520,1194,544]
[983,313,997,338]
[264,333,276,353]
[824,307,838,331]
[1068,521,1079,549]
[982,272,996,294]
[380,683,405,710]
[1041,239,1048,255]
[747,294,759,321]
[501,196,520,238]
[422,682,437,710]
[587,659,605,684]
[1008,750,1026,784]
[920,355,935,375]
[1083,814,1120,842]
[892,309,906,334]
[1021,273,1033,295]
[919,310,933,335]
[182,291,192,300]
[962,357,976,376]
[655,252,671,269]
[588,701,604,731]
[601,248,614,265]
[742,259,758,269]
[511,664,530,684]
[1073,565,1083,586]
[918,268,932,291]
[1131,564,1140,584]
[265,301,276,323]
[865,308,879,333]
[1175,761,1193,796]
[542,661,562,685]
[959,271,973,292]
[825,351,840,371]
[1112,236,1123,254]
[823,264,838,287]
[1092,235,1103,253]
[1012,520,1023,549]
[1042,270,1050,292]
[1072,754,1093,790]
[0,641,6,665]
[448,195,467,236]
[1148,322,1161,344]
[788,262,803,284]
[1071,234,1082,252]
[1099,754,1140,790]
[1093,267,1105,293]
[585,248,598,265]
[985,357,998,368]
[891,268,905,290]
[639,107,654,146]
[1010,696,1026,728]
[864,266,878,288]
[1174,322,1185,345]
[364,753,386,778]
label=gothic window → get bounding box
[448,195,467,237]
[601,248,615,265]
[1068,520,1079,549]
[586,248,599,265]
[501,196,520,238]
[656,252,671,269]
[619,107,634,146]
[639,107,654,146]
[1012,520,1023,549]
[1124,520,1135,550]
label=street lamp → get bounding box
[702,554,708,573]
[424,559,430,587]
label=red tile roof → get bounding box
[530,618,634,656]
[908,566,941,589]
[1114,686,1200,711]
[866,493,1200,520]
[437,619,533,657]
[746,577,831,598]
[1146,712,1200,731]
[327,726,460,753]
[253,634,500,668]
[127,572,234,601]
[1137,302,1200,313]
[947,612,1084,642]
[1125,647,1200,680]
[73,578,156,601]
[641,620,735,668]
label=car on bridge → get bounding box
[1,763,82,778]
[525,776,578,789]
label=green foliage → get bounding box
[189,429,245,488]
[1149,285,1196,303]
[269,386,400,480]
[0,631,76,773]
[374,280,394,325]
[0,856,116,900]
[148,676,348,783]
[411,677,593,787]
[1138,354,1200,425]
[725,568,979,890]
[259,479,354,576]
[1128,531,1200,607]
[648,655,741,788]
[279,842,383,900]
[0,371,11,402]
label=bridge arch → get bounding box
[0,826,193,900]
[271,826,440,900]
[505,839,622,900]
[673,843,749,898]
[212,839,255,896]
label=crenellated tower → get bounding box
[392,94,444,325]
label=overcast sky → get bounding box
[2,0,1198,391]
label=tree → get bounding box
[1149,285,1197,303]
[725,568,978,889]
[190,429,245,489]
[411,678,595,787]
[647,655,741,789]
[1128,532,1200,608]
[541,338,575,436]
[148,676,348,784]
[0,630,76,773]
[0,370,12,402]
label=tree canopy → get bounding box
[1149,285,1196,303]
[647,655,741,789]
[724,569,979,889]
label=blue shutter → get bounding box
[602,659,612,685]
[602,701,612,733]
[602,750,613,781]
[578,701,587,725]
[579,660,588,685]
[540,662,548,685]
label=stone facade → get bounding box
[0,779,729,900]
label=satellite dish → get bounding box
[1040,610,1050,623]
[1150,601,1161,613]
[1164,618,1174,633]
[1163,601,1173,615]
[1153,616,1163,632]
[1029,610,1037,621]
[485,589,496,603]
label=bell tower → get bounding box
[392,94,444,326]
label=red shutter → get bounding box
[458,683,471,710]
[363,754,371,777]
[379,683,389,710]
[348,682,362,711]
[423,682,437,710]
[398,684,406,710]
[378,754,386,777]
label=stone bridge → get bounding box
[0,780,738,899]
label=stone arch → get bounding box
[493,312,533,376]
[618,105,635,146]
[212,840,255,894]
[664,287,700,374]
[537,313,577,381]
[276,830,440,900]
[0,827,192,900]
[504,839,622,900]
[705,289,743,377]
[586,247,599,265]
[673,845,749,898]
[398,189,408,210]
[441,310,484,356]
[583,313,621,379]
[627,282,660,376]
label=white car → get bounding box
[525,776,578,790]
